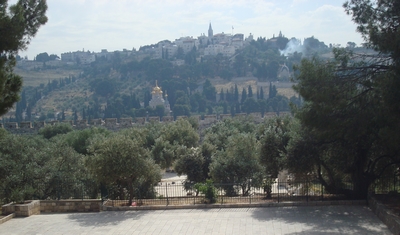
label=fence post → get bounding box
[277,179,280,203]
[321,182,324,201]
[221,186,223,205]
[249,180,251,204]
[57,176,61,200]
[166,183,169,206]
[306,180,309,203]
[249,191,251,204]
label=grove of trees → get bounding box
[1,0,399,205]
[0,116,296,203]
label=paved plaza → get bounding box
[0,205,391,235]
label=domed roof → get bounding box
[151,80,163,94]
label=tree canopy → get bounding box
[289,0,400,199]
[0,0,48,116]
[87,133,161,205]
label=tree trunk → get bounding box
[127,178,134,206]
[351,150,371,200]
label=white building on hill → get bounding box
[149,81,171,113]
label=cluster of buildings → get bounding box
[151,23,254,60]
[17,23,254,70]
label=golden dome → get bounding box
[152,80,163,94]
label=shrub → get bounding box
[194,179,217,203]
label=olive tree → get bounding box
[209,133,263,196]
[87,133,161,205]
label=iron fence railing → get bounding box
[105,179,354,207]
[0,180,99,205]
[2,176,398,206]
[370,174,400,194]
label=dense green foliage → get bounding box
[0,0,47,116]
[194,180,217,203]
[0,116,298,204]
[286,0,400,199]
[0,131,86,203]
[87,133,161,205]
[38,122,73,139]
[210,133,263,196]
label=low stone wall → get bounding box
[0,213,14,225]
[368,194,400,235]
[2,112,292,135]
[103,200,366,211]
[2,200,40,217]
[40,199,102,213]
[1,200,101,218]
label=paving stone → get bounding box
[0,205,392,235]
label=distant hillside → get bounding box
[15,67,82,87]
[5,37,341,122]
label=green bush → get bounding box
[194,179,217,203]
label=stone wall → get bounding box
[148,117,160,123]
[219,114,232,120]
[2,200,101,216]
[2,200,40,217]
[90,119,102,126]
[368,194,400,235]
[162,116,173,122]
[40,199,102,213]
[2,112,290,134]
[135,117,146,124]
[19,122,32,129]
[119,118,132,127]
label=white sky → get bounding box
[15,0,363,59]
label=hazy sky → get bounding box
[16,0,363,59]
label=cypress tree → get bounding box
[144,90,151,107]
[234,84,239,102]
[82,108,86,120]
[235,102,241,113]
[230,105,235,116]
[73,110,78,125]
[260,87,264,100]
[248,85,253,98]
[241,88,247,104]
[226,89,231,103]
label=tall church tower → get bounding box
[208,23,213,38]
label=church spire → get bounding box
[208,22,213,38]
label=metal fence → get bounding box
[370,174,400,194]
[0,180,98,205]
[105,179,354,207]
[28,178,100,201]
[2,176,397,207]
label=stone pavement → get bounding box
[0,205,391,235]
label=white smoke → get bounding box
[280,38,304,56]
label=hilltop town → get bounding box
[16,23,272,69]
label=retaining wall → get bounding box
[2,200,40,217]
[40,200,102,213]
[368,194,400,235]
[2,200,102,217]
[2,112,291,134]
